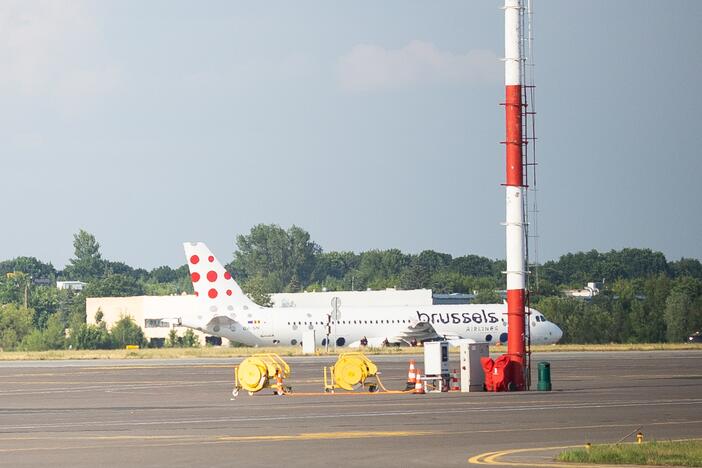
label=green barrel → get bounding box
[537,361,552,391]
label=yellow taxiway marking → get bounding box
[469,444,597,467]
[217,430,432,442]
[0,431,435,453]
[468,437,702,467]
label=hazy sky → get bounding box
[2,1,700,269]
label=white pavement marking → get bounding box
[1,397,701,432]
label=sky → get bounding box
[1,0,701,270]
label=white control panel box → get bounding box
[424,341,450,375]
[459,341,489,392]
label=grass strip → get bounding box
[0,343,700,361]
[557,440,702,467]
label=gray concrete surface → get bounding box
[0,351,701,467]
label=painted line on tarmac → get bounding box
[1,399,701,432]
[217,430,432,442]
[1,421,701,455]
[0,380,231,396]
[0,431,435,453]
[468,437,702,467]
[468,444,596,467]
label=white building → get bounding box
[564,282,601,299]
[271,288,433,308]
[57,281,87,291]
[86,295,227,347]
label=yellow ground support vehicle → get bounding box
[324,352,379,392]
[234,353,290,396]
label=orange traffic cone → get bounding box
[450,369,460,391]
[414,368,425,394]
[406,359,417,390]
[275,370,285,396]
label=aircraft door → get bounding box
[258,309,274,338]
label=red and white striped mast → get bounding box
[504,0,527,390]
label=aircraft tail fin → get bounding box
[183,242,258,310]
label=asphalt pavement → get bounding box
[0,350,701,467]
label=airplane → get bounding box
[177,242,563,348]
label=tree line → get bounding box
[0,225,700,350]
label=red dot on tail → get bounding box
[190,255,199,264]
[191,272,200,282]
[208,255,214,262]
[208,288,218,299]
[207,271,217,282]
[226,290,232,296]
[224,272,232,280]
[194,292,199,297]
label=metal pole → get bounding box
[504,0,526,390]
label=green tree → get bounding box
[669,258,702,279]
[352,249,409,289]
[413,250,452,275]
[28,286,68,329]
[310,251,359,284]
[0,257,56,280]
[182,328,199,347]
[0,304,34,350]
[664,290,691,342]
[398,264,430,290]
[110,316,146,348]
[0,271,31,306]
[241,274,273,307]
[20,314,66,351]
[429,271,472,294]
[230,224,321,292]
[473,289,502,304]
[83,274,145,298]
[166,329,182,347]
[63,230,105,280]
[70,323,111,349]
[535,297,615,344]
[450,255,495,278]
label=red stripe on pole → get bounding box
[505,84,523,187]
[506,288,526,390]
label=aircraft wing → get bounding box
[349,321,443,348]
[392,321,443,344]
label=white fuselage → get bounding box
[184,303,563,347]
